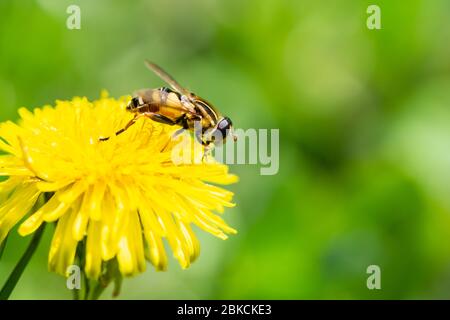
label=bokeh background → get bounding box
[1,0,450,299]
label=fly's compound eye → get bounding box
[214,117,233,142]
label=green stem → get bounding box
[84,259,122,300]
[0,224,46,300]
[72,285,80,300]
[0,235,7,260]
[88,280,107,300]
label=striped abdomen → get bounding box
[127,87,186,121]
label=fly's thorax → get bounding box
[201,117,215,132]
[192,98,219,125]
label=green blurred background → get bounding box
[1,0,450,299]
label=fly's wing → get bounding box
[144,60,191,97]
[133,88,153,102]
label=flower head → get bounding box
[0,92,237,279]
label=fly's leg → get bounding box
[171,113,206,141]
[185,115,213,162]
[202,141,214,163]
[171,114,195,140]
[99,112,178,141]
[99,113,142,141]
[148,113,177,126]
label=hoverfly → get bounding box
[100,60,236,148]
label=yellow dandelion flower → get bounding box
[0,91,237,281]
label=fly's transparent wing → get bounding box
[144,60,190,96]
